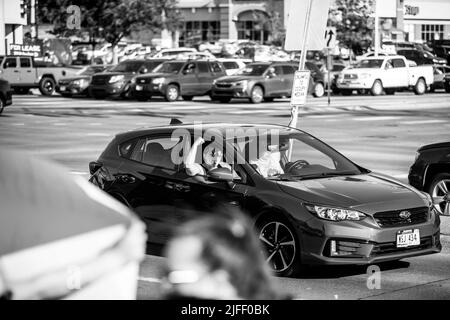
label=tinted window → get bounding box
[392,58,406,68]
[145,61,164,72]
[182,62,196,73]
[153,61,185,74]
[130,136,179,170]
[236,64,268,76]
[111,61,145,73]
[119,139,137,158]
[282,65,296,75]
[222,61,239,69]
[332,65,346,71]
[4,57,17,68]
[272,65,284,76]
[210,62,224,73]
[197,62,210,74]
[20,58,31,68]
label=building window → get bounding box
[421,24,444,41]
[236,10,270,43]
[179,21,220,47]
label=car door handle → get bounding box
[115,174,136,184]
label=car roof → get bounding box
[418,141,450,152]
[114,123,301,142]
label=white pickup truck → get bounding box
[336,55,434,96]
[0,56,79,96]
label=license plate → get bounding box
[60,86,66,91]
[396,229,420,248]
[135,85,143,91]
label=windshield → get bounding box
[77,66,104,75]
[231,130,363,180]
[355,59,384,69]
[236,64,268,76]
[153,61,185,74]
[423,51,434,58]
[110,61,144,73]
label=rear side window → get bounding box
[20,58,31,67]
[197,62,210,74]
[119,139,138,159]
[222,61,239,69]
[392,59,406,68]
[129,136,180,170]
[282,65,296,75]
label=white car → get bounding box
[151,48,198,59]
[217,58,250,75]
[336,55,433,96]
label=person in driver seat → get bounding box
[249,142,288,178]
[184,137,232,177]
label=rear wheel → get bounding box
[256,215,300,277]
[370,80,383,96]
[414,78,426,95]
[165,84,179,102]
[250,85,264,104]
[39,77,56,96]
[312,82,325,97]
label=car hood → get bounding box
[59,76,91,82]
[276,172,428,214]
[341,68,379,74]
[215,75,262,82]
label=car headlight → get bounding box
[233,80,248,89]
[152,77,165,84]
[109,75,125,83]
[73,79,88,87]
[305,204,367,221]
[212,79,218,85]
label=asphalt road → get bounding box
[1,91,449,299]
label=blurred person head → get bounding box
[162,209,284,300]
[202,142,224,169]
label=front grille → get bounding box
[344,74,357,80]
[371,236,433,256]
[216,83,233,88]
[91,75,110,85]
[59,80,70,85]
[374,207,428,228]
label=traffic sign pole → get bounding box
[288,0,313,161]
[327,47,331,106]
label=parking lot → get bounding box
[1,91,449,299]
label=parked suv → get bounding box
[397,49,446,66]
[88,59,166,99]
[210,61,325,103]
[131,59,227,102]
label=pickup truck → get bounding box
[336,55,434,96]
[0,56,79,96]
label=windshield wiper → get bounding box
[291,171,360,180]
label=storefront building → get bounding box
[378,0,450,42]
[165,0,285,47]
[0,0,26,55]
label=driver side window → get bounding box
[286,139,336,170]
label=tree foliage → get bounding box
[328,0,375,54]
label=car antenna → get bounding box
[170,118,183,125]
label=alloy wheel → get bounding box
[432,179,450,215]
[166,85,179,102]
[250,86,263,103]
[259,221,296,273]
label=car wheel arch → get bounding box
[424,163,450,191]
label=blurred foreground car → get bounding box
[89,121,440,276]
[0,150,146,299]
[0,78,13,115]
[57,65,112,97]
[211,61,325,103]
[429,65,450,92]
[409,142,450,216]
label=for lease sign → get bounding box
[9,44,42,57]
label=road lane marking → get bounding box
[352,116,400,121]
[138,277,161,283]
[400,119,448,125]
[85,133,111,137]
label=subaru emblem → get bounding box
[399,211,411,219]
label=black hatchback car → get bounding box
[409,142,450,216]
[89,122,440,276]
[0,78,13,115]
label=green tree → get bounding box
[328,0,375,55]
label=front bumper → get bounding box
[89,82,129,97]
[211,86,250,98]
[132,83,166,97]
[336,79,372,90]
[57,83,89,95]
[298,210,441,265]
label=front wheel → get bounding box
[370,80,383,96]
[39,77,56,96]
[257,216,300,277]
[428,173,450,216]
[250,85,264,104]
[312,82,325,97]
[165,84,179,102]
[414,78,426,95]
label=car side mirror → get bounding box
[207,167,234,182]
